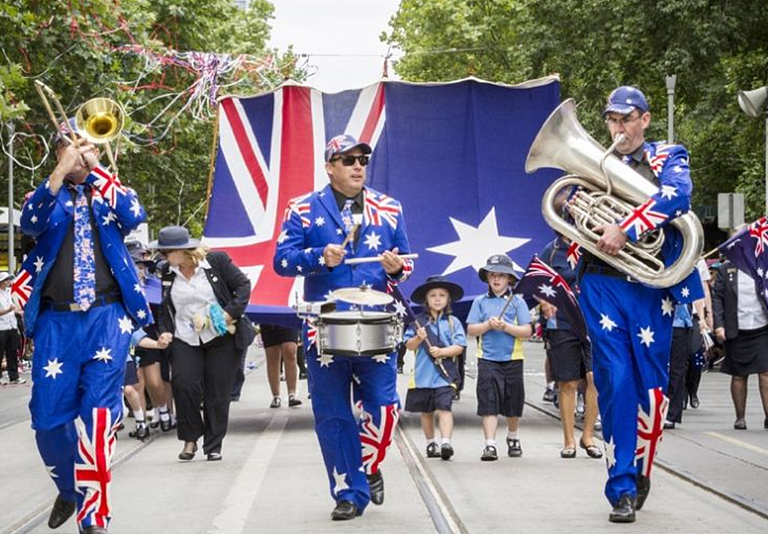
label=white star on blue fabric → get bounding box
[281,258,289,268]
[30,215,38,224]
[681,287,690,298]
[297,265,303,273]
[102,211,117,226]
[661,296,675,317]
[136,309,147,320]
[134,283,143,293]
[317,353,334,368]
[318,256,326,266]
[314,216,325,227]
[130,199,142,218]
[277,230,288,244]
[364,231,382,251]
[392,300,407,318]
[46,465,59,479]
[638,326,655,347]
[118,315,133,335]
[660,185,678,200]
[336,228,343,235]
[34,256,45,273]
[372,354,390,364]
[600,314,617,332]
[426,207,530,275]
[605,437,616,469]
[538,284,556,298]
[93,347,113,363]
[44,358,64,379]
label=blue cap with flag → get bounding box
[53,117,79,145]
[325,134,372,162]
[603,86,649,117]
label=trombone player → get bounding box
[577,86,702,523]
[18,117,151,534]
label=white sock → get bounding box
[159,405,170,421]
[441,437,451,445]
[288,392,296,399]
[151,407,159,421]
[426,438,437,446]
[485,439,496,447]
[547,381,555,389]
[507,430,518,440]
[134,409,145,422]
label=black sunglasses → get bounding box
[331,154,369,167]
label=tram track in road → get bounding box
[524,398,768,522]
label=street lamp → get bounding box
[737,86,768,214]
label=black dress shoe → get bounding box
[82,527,109,534]
[609,494,636,523]
[207,452,223,461]
[160,417,173,432]
[367,470,384,505]
[636,474,651,510]
[689,393,700,409]
[331,500,358,521]
[663,421,676,430]
[129,424,150,441]
[48,493,76,529]
[178,443,198,461]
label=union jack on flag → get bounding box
[203,83,386,315]
[718,216,768,310]
[635,387,669,478]
[515,256,588,342]
[359,403,400,475]
[364,192,400,230]
[11,268,33,308]
[75,407,119,529]
[619,198,668,236]
[566,241,581,270]
[748,217,768,257]
[90,166,126,209]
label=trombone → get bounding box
[34,80,125,174]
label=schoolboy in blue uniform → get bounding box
[403,275,466,460]
[274,134,413,521]
[578,86,702,523]
[467,254,532,461]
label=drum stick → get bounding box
[344,253,419,265]
[340,224,359,249]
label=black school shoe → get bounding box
[480,445,498,461]
[426,442,441,458]
[609,494,636,523]
[506,438,522,457]
[441,443,454,460]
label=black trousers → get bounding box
[0,328,20,380]
[667,327,690,423]
[170,335,239,454]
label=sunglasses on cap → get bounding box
[330,154,369,167]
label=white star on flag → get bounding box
[759,267,765,278]
[426,207,530,275]
[134,283,144,293]
[65,200,73,207]
[318,256,326,266]
[281,258,289,268]
[605,437,617,469]
[600,314,617,332]
[659,185,678,200]
[372,354,390,364]
[277,230,288,244]
[304,248,312,254]
[136,309,147,319]
[364,231,382,251]
[297,265,303,273]
[30,215,38,224]
[317,353,334,368]
[118,315,133,335]
[638,326,655,347]
[102,211,117,226]
[130,199,142,218]
[46,465,59,479]
[681,287,690,298]
[93,347,113,363]
[661,296,674,317]
[34,256,45,273]
[44,358,64,379]
[332,467,349,496]
[314,216,325,227]
[538,284,556,298]
[336,228,343,235]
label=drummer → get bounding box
[274,134,414,521]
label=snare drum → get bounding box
[316,311,402,357]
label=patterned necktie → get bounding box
[73,185,96,311]
[341,199,355,234]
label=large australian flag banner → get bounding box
[204,77,561,326]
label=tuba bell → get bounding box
[525,99,703,288]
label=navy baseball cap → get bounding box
[603,86,649,117]
[325,134,372,162]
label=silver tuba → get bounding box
[525,99,703,288]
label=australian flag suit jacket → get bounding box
[16,165,152,336]
[274,184,414,303]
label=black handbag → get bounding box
[689,315,703,356]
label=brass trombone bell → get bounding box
[75,98,124,143]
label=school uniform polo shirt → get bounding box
[403,313,467,389]
[467,290,531,361]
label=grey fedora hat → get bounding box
[147,226,200,250]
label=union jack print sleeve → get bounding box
[385,202,413,284]
[618,144,692,242]
[85,166,146,234]
[273,198,331,277]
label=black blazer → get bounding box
[711,261,768,340]
[158,251,255,349]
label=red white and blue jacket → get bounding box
[274,184,413,303]
[15,165,152,335]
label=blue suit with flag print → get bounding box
[17,162,151,532]
[274,182,413,513]
[576,139,703,510]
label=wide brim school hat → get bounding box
[147,225,200,250]
[410,275,464,304]
[478,254,519,282]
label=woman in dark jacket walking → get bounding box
[150,226,255,461]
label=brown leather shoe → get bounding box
[48,494,76,529]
